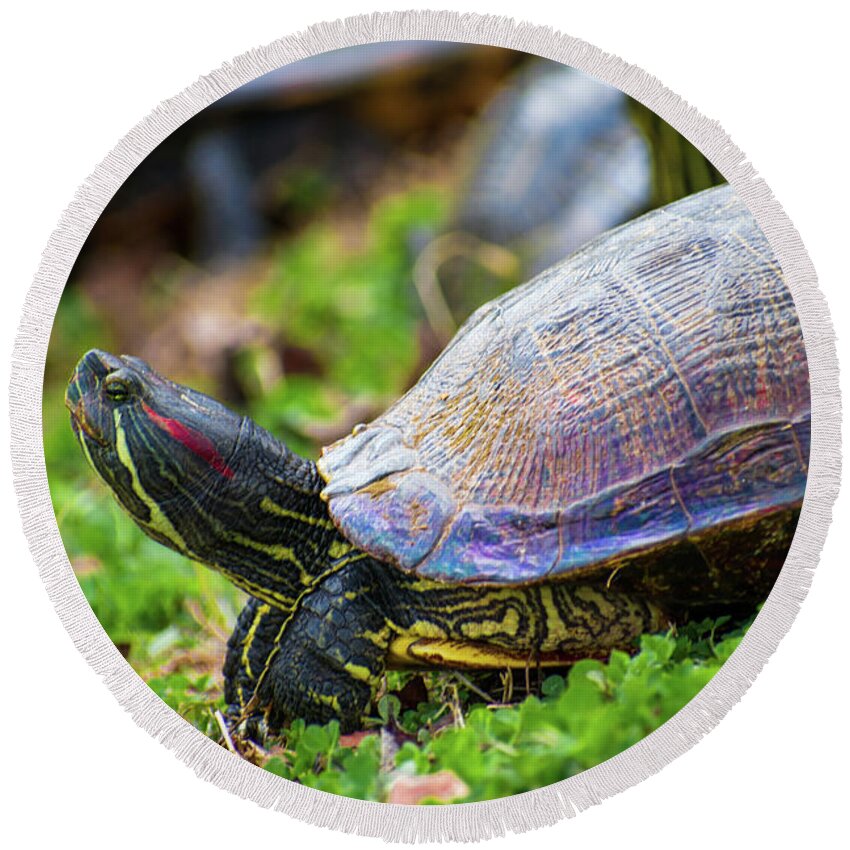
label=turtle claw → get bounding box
[225,708,270,748]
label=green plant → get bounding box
[259,615,752,802]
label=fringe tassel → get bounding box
[8,9,841,842]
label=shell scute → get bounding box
[318,185,809,585]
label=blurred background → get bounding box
[44,42,724,734]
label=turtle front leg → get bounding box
[223,595,291,740]
[246,563,392,733]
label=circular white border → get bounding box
[9,10,841,842]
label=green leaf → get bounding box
[541,675,565,697]
[378,694,401,725]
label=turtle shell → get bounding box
[317,185,810,586]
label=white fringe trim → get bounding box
[8,9,841,842]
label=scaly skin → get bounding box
[223,562,661,733]
[67,349,663,733]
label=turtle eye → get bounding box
[103,372,134,403]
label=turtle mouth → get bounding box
[65,393,108,447]
[65,351,115,447]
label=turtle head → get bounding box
[65,350,338,607]
[66,349,248,557]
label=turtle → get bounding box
[64,184,810,734]
[455,59,652,271]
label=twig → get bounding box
[380,727,399,774]
[448,684,465,728]
[453,671,495,703]
[185,598,229,643]
[412,231,519,346]
[501,668,514,703]
[214,709,239,755]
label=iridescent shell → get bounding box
[317,185,810,591]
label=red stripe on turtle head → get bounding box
[141,401,235,479]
